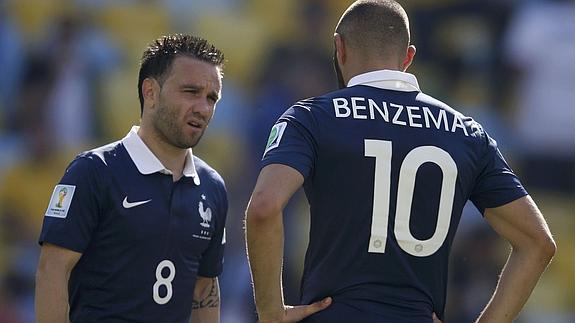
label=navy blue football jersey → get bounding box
[261,70,527,322]
[39,127,227,323]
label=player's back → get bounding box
[262,72,526,322]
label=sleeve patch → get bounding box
[45,184,76,218]
[263,121,287,156]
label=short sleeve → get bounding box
[470,133,528,214]
[38,156,103,253]
[261,105,318,179]
[198,183,228,277]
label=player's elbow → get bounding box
[245,193,282,223]
[538,233,557,263]
[521,230,557,265]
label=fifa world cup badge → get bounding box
[45,184,76,218]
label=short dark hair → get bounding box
[137,34,225,114]
[335,0,410,62]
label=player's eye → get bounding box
[183,89,199,95]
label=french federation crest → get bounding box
[198,195,212,228]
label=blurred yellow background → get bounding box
[0,0,573,322]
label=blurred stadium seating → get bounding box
[0,1,573,322]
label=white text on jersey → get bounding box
[333,97,469,137]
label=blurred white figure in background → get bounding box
[503,0,575,193]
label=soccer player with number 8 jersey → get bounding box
[35,34,228,323]
[245,1,556,322]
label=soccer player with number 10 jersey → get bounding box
[245,1,556,322]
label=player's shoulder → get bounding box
[417,91,486,139]
[280,91,343,121]
[68,140,123,174]
[282,86,353,114]
[192,155,226,188]
[415,92,459,115]
[291,88,352,111]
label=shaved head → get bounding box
[335,0,410,62]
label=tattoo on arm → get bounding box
[192,278,219,309]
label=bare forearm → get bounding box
[35,270,70,323]
[244,166,330,322]
[476,247,553,323]
[190,277,220,323]
[245,210,285,318]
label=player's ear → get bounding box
[334,33,346,66]
[141,77,160,111]
[401,45,416,72]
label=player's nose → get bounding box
[191,98,214,120]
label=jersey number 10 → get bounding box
[365,139,457,257]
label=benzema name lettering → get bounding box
[332,97,469,136]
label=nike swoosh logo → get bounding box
[122,197,152,209]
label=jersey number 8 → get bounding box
[153,259,176,305]
[365,139,457,257]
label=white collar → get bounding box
[122,126,200,185]
[347,70,420,92]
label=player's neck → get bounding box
[344,58,403,84]
[137,126,186,181]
